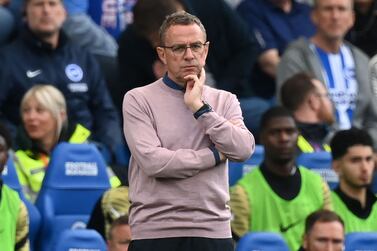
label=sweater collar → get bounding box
[163,74,185,92]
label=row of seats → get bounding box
[236,231,377,251]
[2,143,112,251]
[228,145,377,193]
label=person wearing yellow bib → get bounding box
[14,85,120,202]
[0,123,30,251]
[330,128,377,233]
[280,73,334,154]
[230,107,331,251]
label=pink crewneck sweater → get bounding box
[123,78,254,240]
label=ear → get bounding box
[348,11,355,30]
[311,9,318,27]
[308,93,320,111]
[156,47,167,65]
[203,42,210,60]
[303,234,308,249]
[332,159,341,175]
[60,110,67,122]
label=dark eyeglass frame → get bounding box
[160,41,209,56]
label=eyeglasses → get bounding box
[160,42,208,57]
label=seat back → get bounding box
[236,232,290,251]
[54,229,107,251]
[344,232,377,251]
[35,143,111,251]
[296,151,338,189]
[229,145,264,186]
[2,156,22,191]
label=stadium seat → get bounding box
[2,156,22,191]
[296,151,338,189]
[35,143,111,251]
[344,232,377,251]
[228,145,264,186]
[54,229,107,251]
[236,232,290,251]
[2,156,41,251]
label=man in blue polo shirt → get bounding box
[237,0,315,98]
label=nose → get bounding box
[42,2,52,13]
[330,8,341,19]
[23,109,36,121]
[360,159,372,173]
[279,131,291,142]
[183,46,195,59]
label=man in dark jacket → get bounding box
[0,0,122,153]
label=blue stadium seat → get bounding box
[54,229,107,251]
[236,232,290,251]
[2,156,41,251]
[2,156,22,191]
[296,151,338,189]
[344,232,377,251]
[228,145,264,186]
[35,143,111,251]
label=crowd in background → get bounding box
[1,0,377,251]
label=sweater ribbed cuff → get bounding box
[209,146,221,166]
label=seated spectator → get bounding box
[107,215,131,251]
[280,73,334,153]
[0,0,15,46]
[0,0,122,155]
[277,0,377,148]
[62,0,118,58]
[15,85,120,202]
[330,128,377,232]
[368,53,377,106]
[0,123,30,251]
[236,0,315,99]
[347,0,377,57]
[299,209,344,251]
[87,0,135,39]
[230,106,331,251]
[62,0,122,114]
[87,186,130,241]
[118,0,270,137]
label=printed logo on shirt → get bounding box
[26,69,42,78]
[279,219,302,233]
[68,83,88,93]
[65,64,83,82]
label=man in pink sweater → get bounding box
[123,11,255,251]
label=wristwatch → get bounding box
[193,101,213,119]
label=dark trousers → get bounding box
[129,237,234,251]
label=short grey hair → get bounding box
[159,11,207,46]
